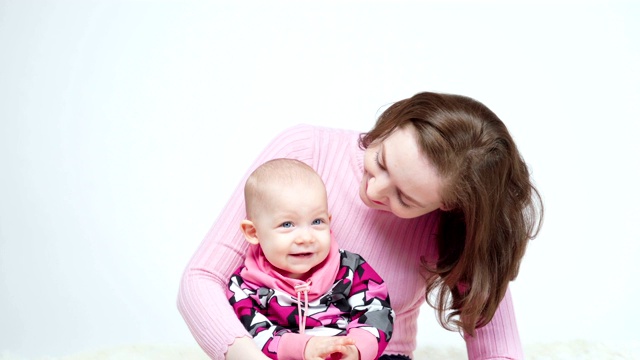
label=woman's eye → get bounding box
[375,151,385,169]
[281,221,293,228]
[398,194,411,208]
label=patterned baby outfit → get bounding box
[226,235,394,360]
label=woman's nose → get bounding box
[368,175,389,201]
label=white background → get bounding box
[1,0,639,358]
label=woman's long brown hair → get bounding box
[359,92,544,336]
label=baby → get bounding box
[226,158,394,360]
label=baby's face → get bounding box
[251,180,331,280]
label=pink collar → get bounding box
[240,233,340,302]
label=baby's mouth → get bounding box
[291,252,313,257]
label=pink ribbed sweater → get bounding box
[177,124,524,359]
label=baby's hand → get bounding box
[303,336,358,360]
[330,343,359,360]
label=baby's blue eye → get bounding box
[281,221,293,228]
[312,219,323,225]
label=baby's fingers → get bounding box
[333,336,356,346]
[320,337,356,358]
[312,337,354,358]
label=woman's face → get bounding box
[359,125,446,219]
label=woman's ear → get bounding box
[240,220,259,245]
[439,200,455,212]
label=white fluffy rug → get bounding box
[2,341,639,360]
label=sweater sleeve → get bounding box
[176,125,318,359]
[345,253,395,360]
[465,286,524,360]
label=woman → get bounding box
[177,91,543,359]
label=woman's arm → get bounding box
[464,286,524,360]
[226,337,270,360]
[177,125,318,359]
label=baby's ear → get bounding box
[240,220,259,245]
